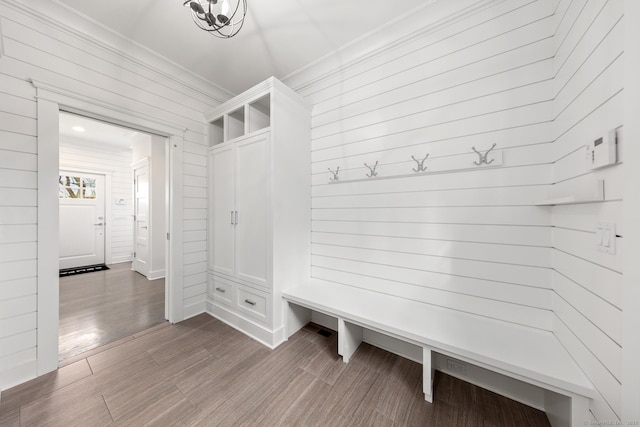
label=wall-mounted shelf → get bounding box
[327,150,503,184]
[534,180,604,206]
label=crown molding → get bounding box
[282,0,506,95]
[30,78,191,137]
[0,0,233,105]
[205,76,312,122]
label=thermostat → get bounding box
[585,129,617,170]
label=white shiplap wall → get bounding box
[182,129,209,312]
[296,0,557,331]
[550,0,624,422]
[59,138,134,264]
[0,0,229,390]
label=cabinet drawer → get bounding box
[209,275,234,307]
[236,285,269,323]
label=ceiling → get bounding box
[55,0,430,95]
[59,112,151,150]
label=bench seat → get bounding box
[282,280,594,427]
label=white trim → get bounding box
[104,174,112,265]
[622,0,640,422]
[36,97,60,376]
[147,269,165,281]
[33,81,185,375]
[167,135,184,323]
[59,164,116,175]
[58,168,112,266]
[206,301,286,349]
[30,79,191,137]
[132,157,150,278]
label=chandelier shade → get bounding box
[183,0,248,39]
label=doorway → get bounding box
[57,112,168,362]
[58,171,106,269]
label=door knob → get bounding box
[140,226,148,229]
[94,222,104,226]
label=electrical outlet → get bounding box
[447,358,467,375]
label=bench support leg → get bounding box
[423,346,434,403]
[338,319,362,363]
[285,301,311,339]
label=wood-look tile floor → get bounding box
[1,314,551,427]
[58,262,166,364]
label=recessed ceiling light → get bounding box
[72,126,85,133]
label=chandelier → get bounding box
[183,0,248,39]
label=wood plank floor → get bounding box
[1,314,551,426]
[58,262,166,363]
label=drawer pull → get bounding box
[244,299,256,306]
[215,287,226,293]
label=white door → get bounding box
[235,133,269,287]
[133,163,150,277]
[209,144,235,277]
[59,172,106,269]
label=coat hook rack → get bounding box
[472,143,497,166]
[365,161,379,178]
[411,154,429,173]
[328,167,340,182]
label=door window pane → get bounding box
[59,175,98,199]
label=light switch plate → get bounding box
[596,222,616,254]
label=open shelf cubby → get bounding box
[248,94,271,133]
[209,117,224,146]
[227,108,245,141]
[207,88,273,147]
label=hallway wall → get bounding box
[0,0,230,390]
[59,136,134,265]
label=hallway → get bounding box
[58,262,165,363]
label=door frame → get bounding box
[132,157,150,277]
[33,79,185,376]
[59,167,113,265]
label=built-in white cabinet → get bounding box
[209,133,269,288]
[206,77,311,347]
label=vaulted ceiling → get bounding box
[55,0,430,94]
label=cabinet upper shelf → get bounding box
[209,94,270,146]
[206,77,311,147]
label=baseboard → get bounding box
[308,311,546,412]
[183,300,206,321]
[206,300,286,349]
[0,360,38,391]
[147,269,165,280]
[110,255,132,264]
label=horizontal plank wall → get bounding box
[550,0,624,422]
[59,137,134,264]
[0,0,229,390]
[290,0,557,333]
[182,128,209,318]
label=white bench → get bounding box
[282,280,594,427]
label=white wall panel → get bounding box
[0,0,225,390]
[59,140,134,264]
[550,0,624,421]
[289,0,559,334]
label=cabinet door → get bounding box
[234,133,269,287]
[209,144,235,277]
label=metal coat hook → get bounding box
[472,143,497,166]
[328,167,340,182]
[411,154,429,173]
[365,161,379,178]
